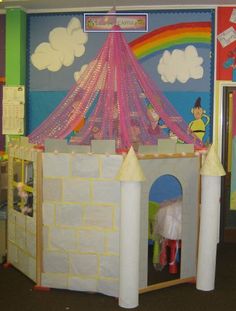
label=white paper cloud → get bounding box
[74,60,97,82]
[31,17,88,72]
[157,45,204,84]
[74,64,89,81]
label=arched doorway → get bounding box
[138,156,199,290]
[148,175,183,285]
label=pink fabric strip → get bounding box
[28,26,203,150]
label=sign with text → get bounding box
[84,13,148,32]
[2,85,25,135]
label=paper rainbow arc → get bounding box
[129,21,211,60]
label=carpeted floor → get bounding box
[0,243,236,311]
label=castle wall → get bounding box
[41,152,122,297]
[7,140,39,282]
[7,138,200,297]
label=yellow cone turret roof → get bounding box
[200,144,226,176]
[116,146,145,181]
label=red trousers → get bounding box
[160,239,181,274]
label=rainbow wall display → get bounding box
[130,21,212,60]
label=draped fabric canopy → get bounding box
[28,26,203,151]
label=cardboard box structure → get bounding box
[6,137,200,299]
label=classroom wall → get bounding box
[0,15,5,78]
[217,7,236,82]
[214,7,236,153]
[27,9,215,144]
[5,6,236,153]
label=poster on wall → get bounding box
[2,85,25,135]
[217,7,236,81]
[27,9,215,145]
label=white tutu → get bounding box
[154,198,182,240]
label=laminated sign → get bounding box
[2,86,25,135]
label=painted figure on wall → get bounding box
[147,104,167,135]
[223,47,236,81]
[189,97,210,141]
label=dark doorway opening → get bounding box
[221,86,236,243]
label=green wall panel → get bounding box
[5,8,26,85]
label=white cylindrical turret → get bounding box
[197,145,226,291]
[116,146,145,308]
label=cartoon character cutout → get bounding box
[224,48,236,81]
[189,97,210,141]
[146,104,167,135]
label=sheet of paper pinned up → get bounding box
[2,86,25,135]
[230,9,236,23]
[3,85,25,102]
[2,116,24,135]
[217,26,236,48]
[2,108,24,134]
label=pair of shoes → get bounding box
[169,262,178,274]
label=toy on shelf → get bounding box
[16,181,33,217]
